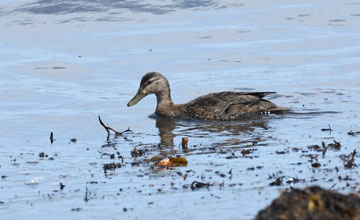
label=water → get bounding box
[1,0,360,219]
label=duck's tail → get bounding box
[266,106,290,114]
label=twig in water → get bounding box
[50,132,54,144]
[348,130,360,136]
[321,124,332,133]
[191,181,210,190]
[98,116,131,136]
[84,187,89,202]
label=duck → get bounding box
[127,72,287,120]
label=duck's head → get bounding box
[127,72,169,107]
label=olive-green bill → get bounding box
[127,89,147,107]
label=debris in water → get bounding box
[191,181,210,190]
[70,138,77,143]
[170,157,188,167]
[157,158,173,168]
[286,177,304,185]
[26,160,39,164]
[328,140,341,150]
[275,151,287,155]
[348,130,360,136]
[321,124,332,132]
[311,162,321,168]
[343,149,356,169]
[241,149,252,156]
[50,132,54,144]
[104,162,122,171]
[308,140,340,152]
[148,155,162,162]
[182,137,188,149]
[84,187,89,202]
[98,116,131,136]
[131,147,144,158]
[268,174,283,186]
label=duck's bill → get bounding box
[127,89,147,107]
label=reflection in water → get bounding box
[153,115,272,148]
[12,0,217,15]
[155,116,176,147]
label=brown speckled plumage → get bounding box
[127,72,287,120]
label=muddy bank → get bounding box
[256,186,360,220]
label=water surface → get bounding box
[1,0,360,219]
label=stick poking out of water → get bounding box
[50,132,54,144]
[98,116,131,135]
[321,124,332,132]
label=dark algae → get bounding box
[256,186,360,220]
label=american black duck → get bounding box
[127,72,287,120]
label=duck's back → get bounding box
[183,91,283,120]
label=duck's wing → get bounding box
[241,92,276,99]
[184,91,278,120]
[187,92,276,106]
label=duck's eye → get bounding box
[146,79,155,85]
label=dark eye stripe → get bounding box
[141,72,157,85]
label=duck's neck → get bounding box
[155,88,176,116]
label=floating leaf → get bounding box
[241,149,251,156]
[148,155,162,162]
[170,157,188,167]
[156,158,173,168]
